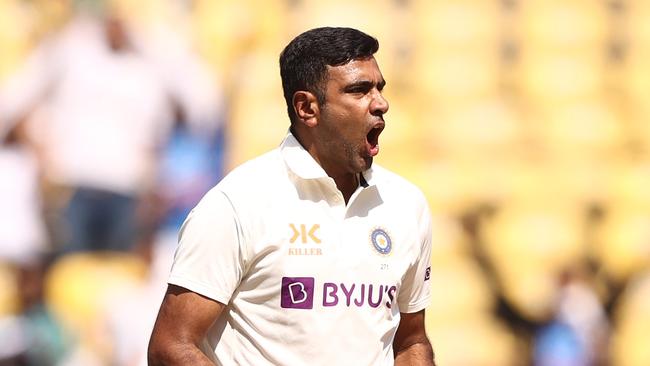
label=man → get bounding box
[0,12,170,253]
[148,27,435,365]
[0,10,222,254]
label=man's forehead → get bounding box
[326,57,384,83]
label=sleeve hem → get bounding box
[400,296,431,314]
[168,275,231,305]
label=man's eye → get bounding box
[348,87,368,94]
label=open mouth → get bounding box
[366,124,384,157]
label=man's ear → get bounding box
[293,91,319,128]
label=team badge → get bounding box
[370,227,392,255]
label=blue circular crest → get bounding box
[371,228,392,255]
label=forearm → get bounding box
[394,341,436,366]
[148,341,216,366]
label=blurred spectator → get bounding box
[0,85,62,365]
[534,322,585,366]
[157,116,225,231]
[104,232,177,366]
[534,267,610,366]
[4,1,646,364]
[0,8,223,254]
[0,254,71,366]
[0,120,48,264]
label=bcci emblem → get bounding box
[370,227,392,255]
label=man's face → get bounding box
[314,56,389,176]
[105,16,129,52]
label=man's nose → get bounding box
[371,92,389,116]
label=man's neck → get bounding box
[291,127,359,204]
[332,173,359,204]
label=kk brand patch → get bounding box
[370,227,392,255]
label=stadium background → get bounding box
[1,0,650,365]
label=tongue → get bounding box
[367,141,379,157]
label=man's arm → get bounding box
[148,284,225,365]
[393,309,435,366]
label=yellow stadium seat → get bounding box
[482,203,586,270]
[627,109,650,154]
[533,98,625,158]
[424,97,523,158]
[426,254,496,324]
[192,0,288,79]
[393,153,535,217]
[0,1,36,81]
[427,315,517,366]
[287,0,393,38]
[480,202,586,320]
[410,0,500,51]
[411,50,501,102]
[428,214,472,258]
[517,55,605,104]
[486,158,569,206]
[29,0,71,38]
[110,0,172,26]
[624,1,650,54]
[45,253,147,335]
[621,50,650,113]
[608,160,650,211]
[515,0,608,53]
[192,0,256,77]
[593,208,650,283]
[226,51,288,169]
[611,326,650,366]
[544,156,617,206]
[623,68,650,151]
[402,159,489,215]
[226,94,287,170]
[610,271,650,366]
[500,266,561,322]
[407,0,501,99]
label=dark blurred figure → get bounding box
[157,115,225,232]
[0,117,64,366]
[16,255,70,366]
[0,255,70,366]
[533,267,610,366]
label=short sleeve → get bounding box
[168,189,244,305]
[397,199,433,313]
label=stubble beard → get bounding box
[342,139,371,173]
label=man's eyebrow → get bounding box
[343,79,387,92]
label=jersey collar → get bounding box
[280,131,328,180]
[280,131,376,187]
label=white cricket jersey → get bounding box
[169,132,433,365]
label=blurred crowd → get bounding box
[0,0,649,365]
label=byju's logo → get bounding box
[281,277,398,310]
[281,277,314,309]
